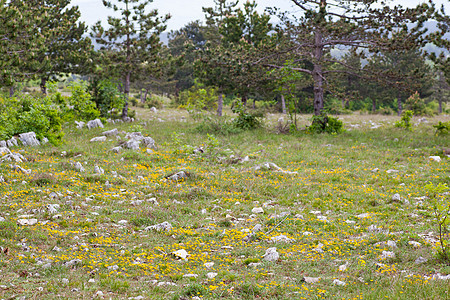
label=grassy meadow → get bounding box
[0,107,449,299]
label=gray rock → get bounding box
[124,140,140,150]
[1,152,25,162]
[333,279,346,286]
[90,136,107,142]
[270,235,295,243]
[262,247,279,262]
[0,216,5,222]
[18,132,40,147]
[253,224,262,232]
[166,171,188,181]
[150,107,157,113]
[63,259,82,267]
[415,256,428,264]
[145,221,173,231]
[380,251,395,259]
[0,147,11,155]
[86,119,104,129]
[47,204,60,214]
[0,141,6,147]
[0,176,4,183]
[6,137,18,148]
[75,121,85,129]
[142,137,157,150]
[42,137,48,144]
[94,165,104,175]
[74,162,85,172]
[391,193,401,202]
[303,277,320,284]
[12,165,31,174]
[123,117,134,123]
[102,128,119,137]
[110,146,122,153]
[125,132,144,141]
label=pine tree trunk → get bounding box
[397,95,402,116]
[281,94,286,114]
[40,78,47,95]
[253,99,256,109]
[372,98,376,113]
[242,95,248,106]
[438,71,444,114]
[122,71,130,119]
[144,89,149,102]
[312,29,324,116]
[217,93,223,116]
[9,86,14,97]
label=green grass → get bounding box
[0,108,449,299]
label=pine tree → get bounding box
[269,0,439,117]
[91,0,170,119]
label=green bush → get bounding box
[395,110,413,131]
[231,100,264,130]
[88,79,124,118]
[307,114,344,134]
[376,106,394,115]
[146,95,163,109]
[0,94,64,145]
[433,121,450,135]
[177,80,217,113]
[66,81,100,121]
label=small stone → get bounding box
[102,128,118,137]
[204,262,214,269]
[356,213,370,219]
[252,224,262,232]
[391,194,401,202]
[183,273,198,278]
[429,156,442,162]
[62,278,69,284]
[415,256,428,264]
[144,221,172,232]
[94,290,104,298]
[270,235,295,243]
[339,263,348,272]
[263,247,279,262]
[111,146,122,153]
[387,240,397,248]
[172,249,189,260]
[88,279,96,283]
[333,279,346,286]
[371,168,379,173]
[74,162,85,172]
[94,165,104,175]
[303,277,320,284]
[380,251,395,259]
[386,169,399,174]
[86,119,104,129]
[17,219,38,226]
[408,241,421,248]
[252,207,264,214]
[206,272,217,279]
[118,220,128,225]
[90,136,107,142]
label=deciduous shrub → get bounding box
[307,114,344,134]
[0,95,64,145]
[394,110,413,131]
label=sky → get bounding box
[71,0,450,32]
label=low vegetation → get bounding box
[0,107,449,299]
